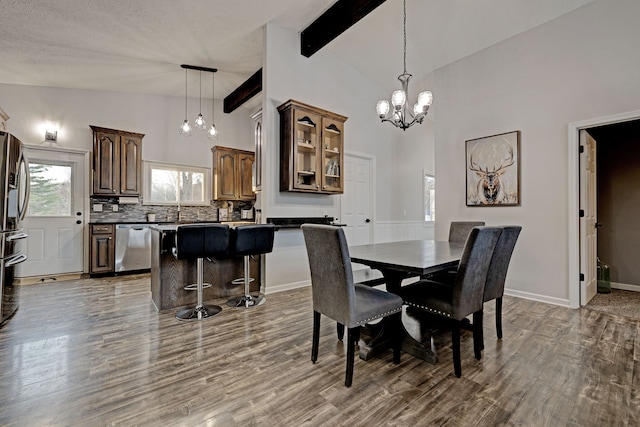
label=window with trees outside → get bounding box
[28,162,72,216]
[143,161,210,206]
[424,171,435,222]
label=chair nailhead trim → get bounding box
[356,307,402,326]
[405,302,451,318]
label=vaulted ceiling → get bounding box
[0,0,595,112]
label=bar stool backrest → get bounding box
[174,224,230,260]
[231,224,276,257]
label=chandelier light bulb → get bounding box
[418,91,433,107]
[194,113,206,130]
[413,103,423,117]
[391,90,406,109]
[179,119,192,136]
[207,124,218,140]
[376,100,390,118]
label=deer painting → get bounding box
[466,131,520,206]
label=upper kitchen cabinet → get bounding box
[277,100,347,194]
[211,146,255,201]
[90,126,143,196]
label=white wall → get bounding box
[261,23,435,292]
[433,0,640,306]
[0,83,255,167]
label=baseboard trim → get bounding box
[504,288,571,308]
[265,280,310,295]
[610,282,640,292]
[15,273,82,286]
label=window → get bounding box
[424,170,435,222]
[28,162,72,216]
[143,161,210,206]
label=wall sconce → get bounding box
[45,128,57,142]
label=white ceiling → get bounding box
[0,0,594,111]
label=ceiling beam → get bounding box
[301,0,387,58]
[223,68,262,114]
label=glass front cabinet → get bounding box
[278,99,347,194]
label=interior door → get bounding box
[341,154,373,249]
[580,130,597,305]
[16,148,86,278]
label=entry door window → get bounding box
[27,162,73,216]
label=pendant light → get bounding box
[207,70,219,140]
[178,68,191,136]
[194,71,207,130]
[376,0,433,131]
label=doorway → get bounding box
[16,146,89,279]
[340,153,374,247]
[569,109,640,308]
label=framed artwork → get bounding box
[465,130,520,206]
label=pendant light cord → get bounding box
[184,68,188,117]
[199,71,202,113]
[211,72,215,120]
[403,0,407,75]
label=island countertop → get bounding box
[149,223,260,312]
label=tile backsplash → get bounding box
[89,196,254,223]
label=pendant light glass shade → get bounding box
[194,71,207,130]
[207,71,219,140]
[179,68,192,136]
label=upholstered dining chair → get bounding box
[301,224,403,387]
[421,221,486,282]
[401,226,502,377]
[481,225,522,343]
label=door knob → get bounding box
[595,223,603,228]
[76,220,82,224]
[365,218,371,223]
[76,212,82,216]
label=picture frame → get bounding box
[465,130,520,206]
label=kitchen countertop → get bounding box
[149,222,257,232]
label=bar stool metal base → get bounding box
[184,283,212,291]
[175,304,222,321]
[226,294,265,308]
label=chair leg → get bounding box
[392,313,401,364]
[496,297,503,340]
[311,311,320,363]
[452,322,461,378]
[337,323,344,341]
[472,310,483,360]
[345,327,360,387]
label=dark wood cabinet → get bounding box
[278,99,347,194]
[90,126,143,196]
[90,224,114,274]
[212,146,255,200]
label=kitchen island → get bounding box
[149,223,260,312]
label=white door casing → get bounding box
[579,130,597,305]
[340,153,374,248]
[16,147,87,278]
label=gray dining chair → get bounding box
[301,224,403,387]
[481,225,522,343]
[401,226,502,377]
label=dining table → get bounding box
[349,239,464,364]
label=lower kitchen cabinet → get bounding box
[90,224,114,274]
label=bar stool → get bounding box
[226,224,276,308]
[174,224,230,321]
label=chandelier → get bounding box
[376,0,433,131]
[179,64,218,138]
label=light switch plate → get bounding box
[93,204,103,212]
[112,204,119,212]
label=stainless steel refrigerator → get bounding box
[0,131,29,327]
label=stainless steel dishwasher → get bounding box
[115,224,157,272]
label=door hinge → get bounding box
[579,209,585,217]
[579,145,584,153]
[580,273,585,281]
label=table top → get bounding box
[349,240,464,276]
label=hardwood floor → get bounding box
[0,274,638,426]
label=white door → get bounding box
[16,147,87,278]
[340,154,373,247]
[580,130,597,305]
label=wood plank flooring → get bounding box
[0,274,638,426]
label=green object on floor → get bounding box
[597,257,611,294]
